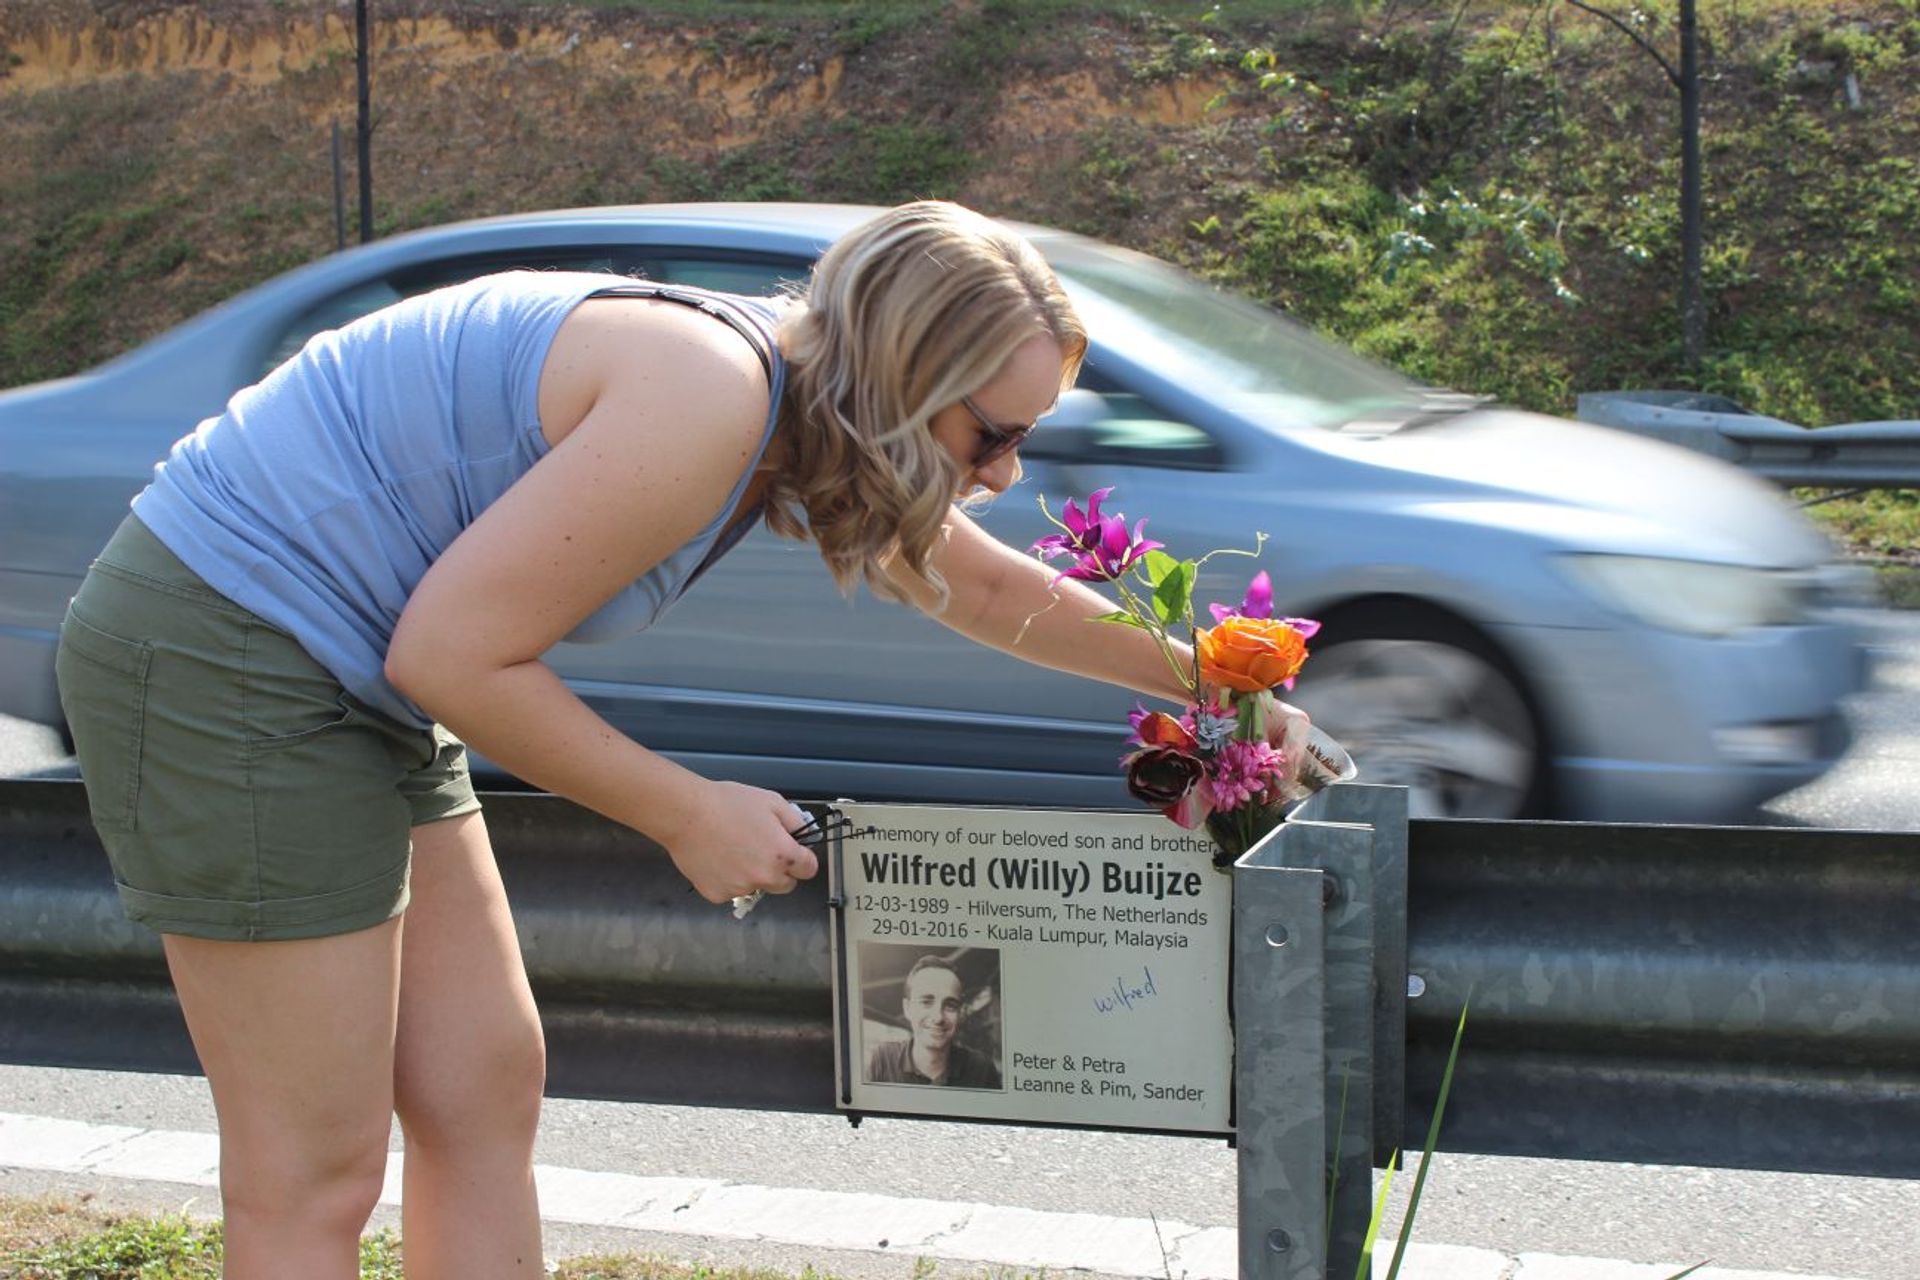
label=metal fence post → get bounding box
[1274,818,1377,1279]
[1306,783,1410,1162]
[1235,854,1330,1278]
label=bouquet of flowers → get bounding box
[1032,488,1352,867]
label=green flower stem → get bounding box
[1112,576,1199,700]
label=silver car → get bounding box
[0,203,1875,820]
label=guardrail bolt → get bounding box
[1264,924,1290,948]
[1321,876,1340,908]
[1407,974,1427,999]
[1266,1228,1293,1254]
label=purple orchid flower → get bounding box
[1031,487,1164,583]
[1209,570,1273,623]
[1208,571,1323,641]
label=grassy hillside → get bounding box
[2,0,1915,557]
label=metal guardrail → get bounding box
[5,778,1917,1204]
[1,779,835,1112]
[1577,390,1920,488]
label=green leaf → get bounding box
[1385,996,1469,1280]
[1327,1068,1353,1248]
[1092,610,1150,630]
[1356,1152,1399,1280]
[1152,559,1196,626]
[1141,549,1180,586]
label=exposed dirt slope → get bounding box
[4,0,1916,448]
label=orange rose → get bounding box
[1196,616,1311,694]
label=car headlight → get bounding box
[1557,555,1807,637]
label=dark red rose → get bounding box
[1125,747,1205,810]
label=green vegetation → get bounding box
[501,0,1329,19]
[4,1207,227,1280]
[0,1196,931,1280]
[0,1201,412,1279]
[1800,488,1920,589]
[1,0,1913,564]
[1175,2,1920,431]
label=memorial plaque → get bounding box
[829,803,1233,1134]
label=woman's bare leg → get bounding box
[391,811,546,1279]
[163,921,403,1280]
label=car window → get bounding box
[263,280,406,372]
[261,250,624,375]
[1042,238,1422,434]
[1030,366,1226,470]
[638,255,811,297]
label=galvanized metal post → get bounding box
[1266,815,1378,1279]
[1306,783,1410,1162]
[1234,855,1329,1278]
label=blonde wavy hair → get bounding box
[767,201,1087,610]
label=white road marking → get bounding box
[0,1112,1868,1280]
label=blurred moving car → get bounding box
[0,204,1877,820]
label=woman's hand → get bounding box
[1264,696,1313,783]
[663,780,820,904]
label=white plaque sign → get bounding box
[828,802,1232,1134]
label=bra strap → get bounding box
[589,282,776,383]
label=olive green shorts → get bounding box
[54,515,481,942]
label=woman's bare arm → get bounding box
[901,507,1313,764]
[386,300,812,900]
[902,507,1196,702]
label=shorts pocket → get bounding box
[241,622,359,749]
[55,609,155,834]
[248,693,357,749]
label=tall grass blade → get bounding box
[1384,996,1470,1280]
[1354,1150,1398,1280]
[1326,1065,1353,1248]
[1661,1263,1712,1279]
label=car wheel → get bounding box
[1286,601,1549,820]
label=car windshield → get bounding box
[1042,238,1425,433]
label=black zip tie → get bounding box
[788,812,857,848]
[726,811,867,917]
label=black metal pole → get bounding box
[331,120,347,253]
[1679,0,1704,368]
[1565,0,1705,368]
[355,0,373,244]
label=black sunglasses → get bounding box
[961,395,1036,469]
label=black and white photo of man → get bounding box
[863,951,1003,1089]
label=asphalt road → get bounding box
[3,610,1917,1276]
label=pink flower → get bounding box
[1032,488,1164,584]
[1203,738,1290,813]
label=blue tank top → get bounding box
[132,270,787,729]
